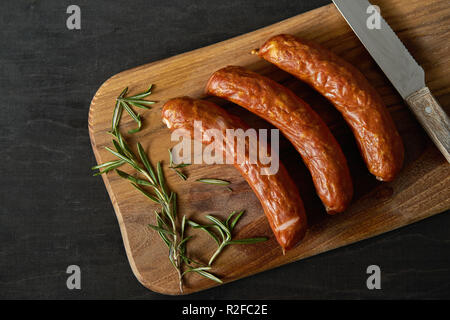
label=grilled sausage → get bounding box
[206,66,353,214]
[162,97,307,251]
[257,34,404,181]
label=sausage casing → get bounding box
[162,97,307,250]
[258,34,404,181]
[206,66,353,214]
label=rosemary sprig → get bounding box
[188,210,268,266]
[104,131,221,291]
[111,85,156,135]
[93,86,220,293]
[168,148,190,181]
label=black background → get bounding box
[1,0,449,300]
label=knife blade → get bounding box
[332,0,450,162]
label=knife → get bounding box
[332,0,450,163]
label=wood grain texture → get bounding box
[88,0,450,295]
[406,87,450,162]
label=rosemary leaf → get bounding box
[105,147,142,174]
[111,101,123,134]
[148,224,175,236]
[137,142,157,185]
[208,243,225,266]
[187,220,220,245]
[112,140,125,155]
[180,253,204,267]
[115,169,153,186]
[179,254,191,265]
[121,101,142,134]
[211,224,226,242]
[126,102,149,110]
[115,168,133,179]
[183,266,212,274]
[168,148,174,166]
[150,184,167,204]
[205,215,231,239]
[168,149,189,180]
[173,169,187,181]
[93,167,119,176]
[156,211,171,248]
[116,131,134,156]
[193,269,223,284]
[183,267,211,275]
[128,125,142,134]
[91,159,124,170]
[225,210,238,228]
[156,211,169,228]
[181,215,186,238]
[168,245,177,270]
[127,84,153,99]
[111,87,128,132]
[172,163,191,168]
[171,193,178,219]
[105,147,134,167]
[177,235,192,250]
[157,161,167,195]
[130,183,160,204]
[229,210,245,230]
[127,99,156,106]
[196,178,230,186]
[158,229,171,248]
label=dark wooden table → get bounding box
[1,0,448,299]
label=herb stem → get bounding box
[209,242,226,266]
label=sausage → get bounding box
[206,66,353,214]
[162,96,307,251]
[257,34,404,181]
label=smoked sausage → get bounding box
[162,97,307,251]
[206,66,353,214]
[257,34,404,181]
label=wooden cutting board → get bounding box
[88,0,450,295]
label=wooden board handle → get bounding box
[406,87,450,163]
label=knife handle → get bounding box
[406,87,450,163]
